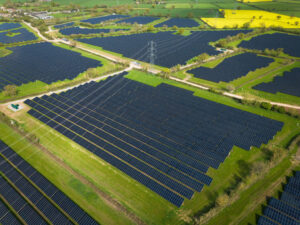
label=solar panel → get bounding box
[25,73,283,206]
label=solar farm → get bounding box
[60,27,127,35]
[154,18,199,28]
[81,15,130,24]
[117,16,159,25]
[239,33,300,58]
[0,140,98,225]
[253,67,300,98]
[24,73,283,207]
[0,42,101,90]
[0,1,300,224]
[257,172,300,225]
[187,53,274,83]
[0,28,37,44]
[77,30,251,68]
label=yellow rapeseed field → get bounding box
[202,9,300,28]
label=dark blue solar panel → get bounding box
[259,172,300,224]
[263,206,298,225]
[0,42,101,91]
[60,27,127,35]
[77,30,252,68]
[155,18,199,27]
[268,197,300,220]
[187,53,274,83]
[0,176,48,225]
[257,216,279,225]
[0,23,22,31]
[0,28,37,44]
[54,22,74,29]
[239,33,300,58]
[81,15,129,24]
[25,73,283,206]
[0,201,22,225]
[253,67,300,98]
[0,140,99,224]
[117,16,159,24]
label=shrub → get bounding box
[260,102,272,110]
[216,194,230,207]
[3,85,18,97]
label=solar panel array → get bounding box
[25,73,283,207]
[0,140,99,225]
[117,16,159,24]
[239,33,300,58]
[187,53,274,83]
[54,22,75,29]
[257,171,300,225]
[154,18,199,27]
[81,15,129,24]
[60,27,127,35]
[0,23,21,31]
[0,42,101,91]
[0,28,37,44]
[77,30,251,68]
[253,67,300,98]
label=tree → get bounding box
[160,68,170,79]
[242,22,251,29]
[197,53,210,63]
[3,84,17,97]
[216,194,229,207]
[147,24,155,32]
[70,40,77,47]
[187,12,194,18]
[178,28,184,35]
[260,102,272,110]
[215,39,227,48]
[85,68,98,78]
[226,84,235,92]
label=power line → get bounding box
[147,40,157,65]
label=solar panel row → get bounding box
[239,33,300,58]
[0,200,22,225]
[154,18,199,28]
[54,22,75,29]
[60,27,128,35]
[25,73,283,206]
[0,28,37,44]
[253,67,300,98]
[81,15,129,24]
[0,23,22,31]
[117,16,159,25]
[0,42,102,91]
[0,140,99,225]
[77,30,252,68]
[258,171,300,225]
[187,53,274,83]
